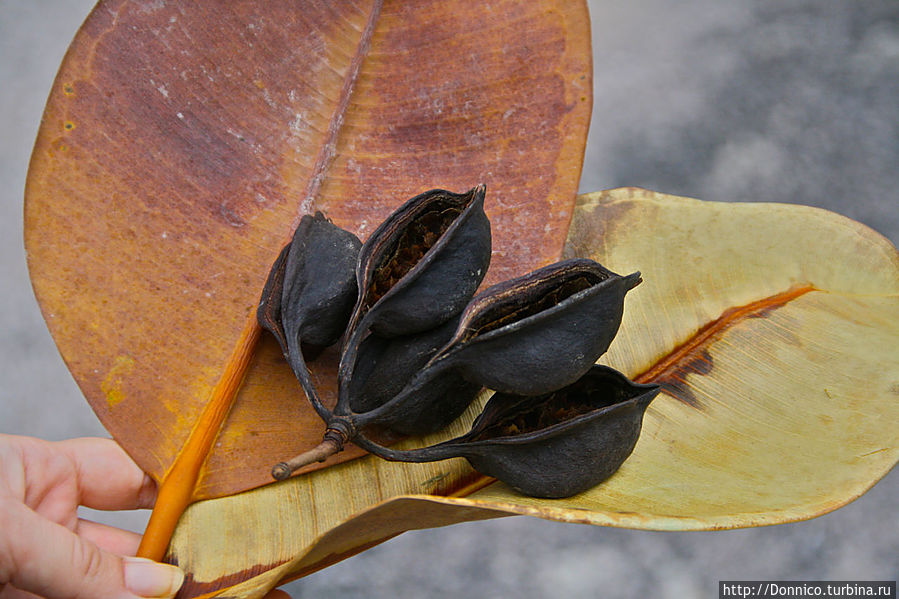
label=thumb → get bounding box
[0,499,183,599]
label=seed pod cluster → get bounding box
[260,186,658,498]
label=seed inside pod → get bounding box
[345,185,491,340]
[364,202,461,311]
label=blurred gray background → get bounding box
[1,1,896,598]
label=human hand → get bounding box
[0,434,291,599]
[0,434,181,598]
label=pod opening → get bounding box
[463,267,608,341]
[365,195,469,310]
[470,372,634,442]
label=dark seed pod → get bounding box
[392,373,481,436]
[258,213,361,359]
[280,212,361,358]
[269,187,491,480]
[346,185,491,339]
[257,213,361,424]
[358,365,660,498]
[348,319,457,414]
[265,187,653,497]
[456,365,659,497]
[422,258,642,396]
[332,186,491,433]
[342,316,482,436]
[362,367,481,437]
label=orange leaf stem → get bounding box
[137,313,262,561]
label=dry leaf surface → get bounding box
[165,189,898,598]
[24,0,591,499]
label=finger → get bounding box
[76,519,143,557]
[0,498,182,599]
[0,582,43,598]
[54,438,157,510]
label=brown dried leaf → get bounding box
[24,0,591,500]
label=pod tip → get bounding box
[625,271,643,290]
[638,383,662,405]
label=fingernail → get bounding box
[123,557,185,598]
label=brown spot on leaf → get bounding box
[635,285,815,409]
[655,349,712,409]
[168,556,289,599]
[562,192,639,261]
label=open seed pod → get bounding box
[332,185,492,434]
[345,185,491,340]
[420,258,642,396]
[358,365,661,498]
[459,365,660,497]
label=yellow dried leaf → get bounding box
[167,188,898,597]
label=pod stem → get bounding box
[335,320,368,415]
[286,338,332,423]
[271,428,347,480]
[351,431,463,463]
